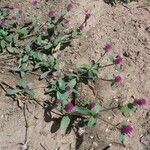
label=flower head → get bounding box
[65,85,71,92]
[104,43,112,52]
[11,16,17,20]
[79,23,86,30]
[48,10,55,17]
[136,98,147,106]
[67,3,73,11]
[89,102,96,109]
[32,0,38,5]
[64,102,74,112]
[85,10,91,21]
[114,75,122,83]
[121,124,133,135]
[0,19,6,25]
[114,55,124,64]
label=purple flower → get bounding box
[89,102,96,109]
[48,10,55,17]
[11,16,17,20]
[64,102,74,112]
[136,98,147,106]
[65,85,71,92]
[114,75,122,83]
[114,55,124,64]
[85,10,91,21]
[32,0,38,5]
[79,23,86,30]
[67,3,73,11]
[0,19,6,25]
[104,43,112,52]
[121,124,133,135]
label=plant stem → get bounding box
[99,78,113,82]
[96,51,106,64]
[23,104,28,144]
[100,63,115,68]
[99,106,119,112]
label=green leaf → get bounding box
[5,35,13,43]
[19,27,28,35]
[60,116,71,133]
[68,78,77,88]
[25,90,35,97]
[13,34,19,44]
[20,71,25,78]
[1,40,6,49]
[17,80,28,88]
[120,103,134,113]
[74,106,91,115]
[47,23,55,29]
[22,55,29,62]
[87,116,96,127]
[56,91,62,100]
[61,92,70,105]
[44,42,52,50]
[58,79,66,90]
[6,89,21,96]
[118,132,125,142]
[7,47,18,54]
[40,70,51,79]
[37,35,42,45]
[90,102,101,115]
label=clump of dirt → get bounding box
[0,0,150,150]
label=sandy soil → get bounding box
[0,0,150,150]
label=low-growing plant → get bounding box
[6,80,35,97]
[0,1,89,78]
[0,1,149,147]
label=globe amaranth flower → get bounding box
[114,75,122,83]
[79,23,86,30]
[114,55,124,64]
[64,102,74,112]
[104,43,112,52]
[32,0,38,5]
[136,98,147,106]
[67,2,73,11]
[89,102,96,109]
[48,10,55,17]
[121,124,133,135]
[65,85,71,92]
[11,16,17,20]
[85,10,91,21]
[0,19,6,25]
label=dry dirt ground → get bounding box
[0,0,150,150]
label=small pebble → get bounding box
[105,128,109,132]
[115,99,119,102]
[90,136,94,139]
[108,116,111,120]
[93,142,98,147]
